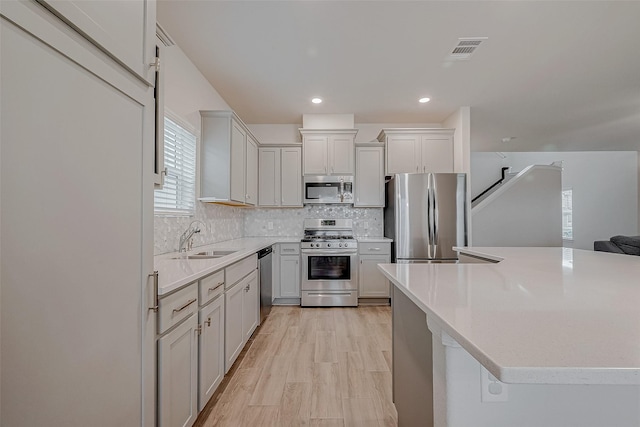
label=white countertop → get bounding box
[154,237,299,295]
[378,247,640,385]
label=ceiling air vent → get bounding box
[448,37,487,60]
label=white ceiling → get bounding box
[157,1,640,152]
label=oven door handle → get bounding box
[301,249,358,255]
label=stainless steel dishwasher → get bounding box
[257,246,273,324]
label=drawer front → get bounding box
[199,270,225,306]
[158,283,198,335]
[225,254,257,289]
[279,243,300,255]
[359,242,391,255]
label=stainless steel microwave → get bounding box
[303,176,354,204]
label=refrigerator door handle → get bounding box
[431,174,439,256]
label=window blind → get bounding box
[154,117,196,216]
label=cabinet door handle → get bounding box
[208,282,224,292]
[416,165,419,172]
[206,317,211,327]
[148,271,159,312]
[245,284,250,292]
[172,298,196,313]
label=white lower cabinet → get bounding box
[198,295,225,412]
[225,267,259,373]
[358,242,391,299]
[224,277,245,373]
[158,313,198,427]
[280,256,301,298]
[242,271,259,342]
[158,254,259,424]
[272,243,301,304]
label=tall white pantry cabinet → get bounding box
[1,1,157,426]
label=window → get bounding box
[562,189,573,240]
[154,116,196,216]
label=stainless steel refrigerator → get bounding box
[384,173,468,262]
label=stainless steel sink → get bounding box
[171,250,237,260]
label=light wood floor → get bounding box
[196,305,397,427]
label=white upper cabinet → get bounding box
[245,135,258,206]
[355,146,385,207]
[39,0,156,85]
[258,147,302,207]
[200,111,260,206]
[300,130,357,176]
[379,129,455,175]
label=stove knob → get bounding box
[327,243,332,248]
[339,243,343,248]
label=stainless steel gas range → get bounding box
[300,219,358,307]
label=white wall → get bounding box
[163,43,230,131]
[445,107,473,242]
[471,151,638,250]
[154,42,243,254]
[472,166,563,247]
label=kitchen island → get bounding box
[378,247,640,427]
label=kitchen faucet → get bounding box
[178,220,205,252]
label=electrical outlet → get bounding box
[267,222,273,230]
[480,366,508,402]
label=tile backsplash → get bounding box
[244,206,383,238]
[154,202,244,255]
[154,202,384,255]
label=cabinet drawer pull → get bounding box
[369,247,381,251]
[172,298,197,313]
[282,248,296,252]
[208,282,224,292]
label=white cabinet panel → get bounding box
[329,135,354,175]
[259,147,302,207]
[303,136,329,175]
[281,147,302,206]
[198,296,225,411]
[280,256,301,298]
[355,146,385,207]
[385,134,420,174]
[301,130,357,176]
[258,148,279,206]
[230,119,246,203]
[200,111,260,206]
[381,129,455,175]
[40,0,156,84]
[358,242,391,299]
[246,135,258,205]
[242,271,259,342]
[1,5,155,425]
[359,255,391,298]
[420,136,454,173]
[158,315,198,427]
[224,279,245,373]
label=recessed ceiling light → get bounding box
[419,97,430,103]
[311,97,322,104]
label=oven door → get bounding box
[301,250,358,291]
